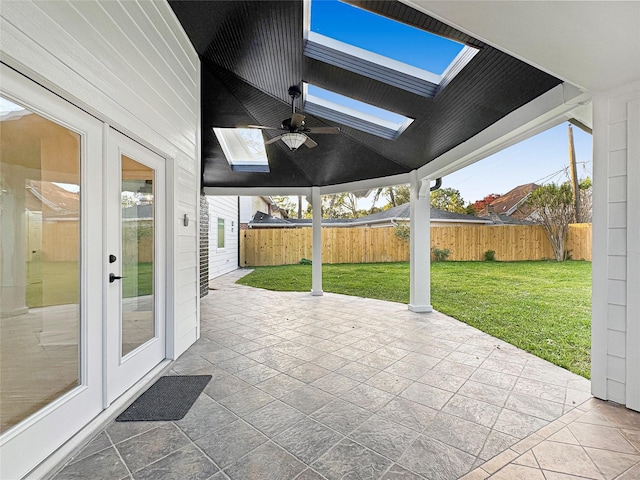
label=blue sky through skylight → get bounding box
[307,85,406,125]
[310,0,464,75]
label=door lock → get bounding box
[109,273,126,283]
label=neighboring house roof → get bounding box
[478,183,540,217]
[249,205,493,227]
[25,180,79,219]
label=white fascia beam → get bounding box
[203,186,312,196]
[417,83,589,181]
[318,173,412,195]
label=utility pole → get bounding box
[568,124,581,223]
[297,195,302,219]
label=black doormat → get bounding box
[116,375,211,422]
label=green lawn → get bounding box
[237,261,592,378]
[26,261,153,308]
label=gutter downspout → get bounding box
[430,178,442,191]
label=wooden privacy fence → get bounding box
[240,224,592,266]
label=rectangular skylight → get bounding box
[304,0,478,97]
[213,128,269,172]
[303,84,413,140]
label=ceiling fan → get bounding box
[247,85,340,151]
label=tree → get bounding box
[370,185,410,211]
[469,193,501,214]
[430,187,466,213]
[270,196,296,217]
[527,182,575,261]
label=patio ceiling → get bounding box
[169,0,563,189]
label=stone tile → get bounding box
[432,359,477,379]
[234,363,280,384]
[228,340,263,355]
[262,352,307,372]
[568,422,638,453]
[310,372,360,396]
[70,432,112,463]
[377,397,437,432]
[216,355,260,374]
[513,450,540,468]
[531,441,603,479]
[312,438,392,480]
[294,469,326,480]
[245,400,306,437]
[398,435,476,480]
[457,381,511,407]
[548,426,580,445]
[365,371,413,395]
[493,409,549,439]
[175,394,238,441]
[490,464,546,479]
[106,421,159,445]
[374,345,410,361]
[478,430,518,461]
[349,415,419,461]
[195,420,268,469]
[218,386,275,416]
[335,361,380,382]
[442,394,502,428]
[480,448,519,474]
[418,369,466,392]
[598,403,640,431]
[273,417,343,464]
[479,357,525,376]
[312,353,351,371]
[115,424,190,473]
[621,429,640,452]
[133,443,218,480]
[401,382,453,410]
[424,412,490,456]
[469,368,518,391]
[511,433,545,454]
[311,399,372,435]
[385,360,430,381]
[54,447,129,480]
[618,463,640,479]
[255,373,306,398]
[340,383,395,412]
[458,468,490,480]
[505,393,565,422]
[280,385,335,414]
[288,363,331,383]
[224,442,306,480]
[203,374,251,400]
[584,447,640,479]
[513,377,567,404]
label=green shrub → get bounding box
[394,224,410,242]
[484,250,496,261]
[299,258,312,265]
[432,247,451,262]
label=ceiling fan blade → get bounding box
[306,127,340,134]
[246,125,280,130]
[264,135,284,145]
[304,136,318,148]
[291,113,305,128]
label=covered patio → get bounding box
[51,271,639,480]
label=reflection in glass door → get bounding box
[121,156,155,357]
[0,96,81,433]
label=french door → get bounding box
[105,129,166,404]
[0,65,103,479]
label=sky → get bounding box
[301,1,594,210]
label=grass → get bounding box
[26,261,153,308]
[237,261,592,378]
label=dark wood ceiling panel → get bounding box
[170,0,563,189]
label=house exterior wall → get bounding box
[1,0,200,359]
[207,196,239,278]
[592,81,640,410]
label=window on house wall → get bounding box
[217,218,225,249]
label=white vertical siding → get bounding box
[207,196,239,278]
[0,0,200,357]
[239,196,253,224]
[592,81,640,410]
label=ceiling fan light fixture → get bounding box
[281,132,307,151]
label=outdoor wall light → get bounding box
[280,132,307,151]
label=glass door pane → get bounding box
[120,156,154,357]
[0,96,80,433]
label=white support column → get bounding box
[408,171,432,313]
[311,186,323,296]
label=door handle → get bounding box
[109,273,126,283]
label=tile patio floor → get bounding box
[51,270,640,480]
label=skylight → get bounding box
[213,128,269,173]
[305,0,478,97]
[303,84,413,140]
